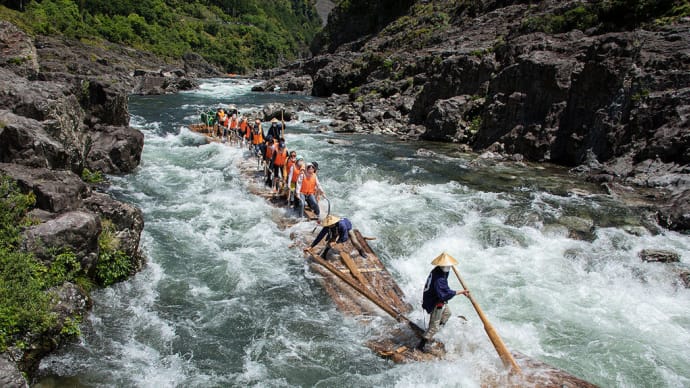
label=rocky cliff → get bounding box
[0,20,217,384]
[256,0,690,233]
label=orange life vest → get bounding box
[265,145,275,160]
[286,158,296,174]
[252,131,263,145]
[290,164,302,183]
[300,174,317,195]
[241,122,250,138]
[273,149,288,167]
[229,117,239,129]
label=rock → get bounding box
[0,110,70,169]
[83,192,145,269]
[422,95,482,142]
[18,282,90,377]
[638,249,681,263]
[87,125,144,174]
[0,353,28,388]
[22,210,101,275]
[0,20,38,78]
[0,164,87,212]
[657,188,690,232]
[681,272,690,288]
[82,79,129,126]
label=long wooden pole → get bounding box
[306,249,425,335]
[452,266,522,374]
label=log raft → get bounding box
[188,125,599,387]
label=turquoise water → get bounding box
[37,79,690,387]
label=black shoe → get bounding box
[416,339,428,352]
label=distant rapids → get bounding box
[36,78,690,388]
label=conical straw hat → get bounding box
[431,252,459,266]
[322,214,341,227]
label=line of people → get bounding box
[208,106,469,354]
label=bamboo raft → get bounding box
[188,124,599,387]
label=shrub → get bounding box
[95,219,132,286]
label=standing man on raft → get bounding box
[418,252,470,353]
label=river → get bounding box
[37,78,690,387]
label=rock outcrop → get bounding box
[0,21,151,383]
[254,0,690,234]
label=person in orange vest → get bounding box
[286,155,304,205]
[250,119,264,155]
[239,116,251,147]
[214,108,226,138]
[227,113,240,144]
[263,137,277,186]
[295,163,324,219]
[271,141,289,192]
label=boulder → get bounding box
[86,125,144,174]
[83,192,145,270]
[22,210,101,275]
[0,164,87,213]
[638,249,681,263]
[18,282,90,377]
[422,95,483,142]
[0,110,70,169]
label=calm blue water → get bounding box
[37,79,690,387]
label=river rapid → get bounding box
[37,79,690,387]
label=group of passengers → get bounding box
[211,106,370,260]
[211,105,466,354]
[211,107,325,224]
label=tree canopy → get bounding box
[0,0,322,72]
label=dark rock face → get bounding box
[87,125,144,174]
[0,21,152,383]
[0,21,38,78]
[256,0,690,233]
[0,164,87,213]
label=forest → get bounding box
[0,0,322,72]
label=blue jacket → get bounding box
[311,218,353,247]
[422,266,456,313]
[267,123,282,139]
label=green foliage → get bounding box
[0,175,54,352]
[1,0,321,72]
[468,116,482,135]
[59,316,81,337]
[81,168,104,184]
[0,175,35,248]
[521,0,689,33]
[0,175,93,351]
[95,219,132,286]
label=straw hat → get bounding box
[322,214,341,227]
[270,117,279,123]
[430,252,458,266]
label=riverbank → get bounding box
[252,0,690,234]
[0,20,224,384]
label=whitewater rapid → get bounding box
[37,79,690,388]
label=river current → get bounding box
[37,79,689,387]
